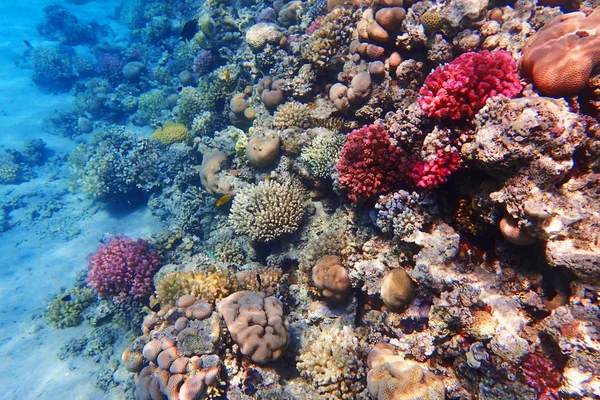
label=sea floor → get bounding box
[0,1,160,398]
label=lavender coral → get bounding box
[86,235,161,303]
[418,50,521,120]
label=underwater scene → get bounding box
[0,0,599,398]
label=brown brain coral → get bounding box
[216,291,289,364]
[367,343,445,400]
[520,8,600,96]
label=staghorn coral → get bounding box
[217,291,289,364]
[419,50,521,120]
[154,267,239,306]
[297,323,367,398]
[520,8,600,96]
[336,124,406,203]
[301,132,346,179]
[86,235,162,303]
[229,179,307,242]
[367,343,445,400]
[46,286,97,328]
[150,123,191,146]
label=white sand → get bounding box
[0,1,162,398]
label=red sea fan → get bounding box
[86,235,161,303]
[418,50,522,120]
[336,124,405,203]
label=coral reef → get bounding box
[46,286,97,328]
[154,267,239,306]
[150,123,191,146]
[86,235,162,303]
[312,255,352,303]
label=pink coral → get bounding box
[407,149,461,189]
[86,235,161,303]
[336,124,405,202]
[418,50,522,120]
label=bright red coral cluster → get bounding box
[418,50,522,120]
[86,235,161,303]
[407,149,461,189]
[336,124,405,203]
[521,353,562,400]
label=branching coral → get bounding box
[418,50,521,120]
[86,235,162,303]
[301,132,346,179]
[375,190,430,238]
[154,268,239,306]
[336,124,405,202]
[46,286,97,328]
[407,149,461,189]
[229,179,307,242]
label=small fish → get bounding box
[205,249,217,261]
[180,19,199,41]
[23,40,33,49]
[256,273,262,288]
[60,294,72,302]
[223,69,231,83]
[215,193,233,207]
[150,303,161,312]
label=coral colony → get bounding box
[22,0,600,399]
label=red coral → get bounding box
[521,353,562,400]
[418,50,522,120]
[407,149,461,189]
[86,235,161,303]
[336,124,405,202]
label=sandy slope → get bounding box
[0,1,162,398]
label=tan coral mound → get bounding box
[520,8,600,96]
[367,343,445,400]
[217,291,289,364]
[312,255,352,302]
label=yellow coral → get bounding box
[151,123,191,145]
[155,268,239,305]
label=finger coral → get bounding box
[217,291,289,364]
[336,124,406,203]
[229,179,307,242]
[418,50,521,120]
[86,235,162,303]
[520,8,600,96]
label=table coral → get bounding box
[418,50,521,120]
[336,124,406,203]
[86,235,162,303]
[217,291,289,364]
[520,8,600,96]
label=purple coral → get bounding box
[418,50,522,120]
[86,235,161,303]
[193,50,216,76]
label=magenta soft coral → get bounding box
[407,149,461,189]
[336,124,405,203]
[86,235,161,303]
[418,50,522,120]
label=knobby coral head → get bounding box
[336,124,405,203]
[418,50,522,120]
[86,235,161,303]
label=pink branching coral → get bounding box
[86,235,161,303]
[407,149,461,189]
[418,50,522,120]
[336,124,405,202]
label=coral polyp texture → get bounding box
[336,124,405,203]
[86,235,161,303]
[407,149,461,189]
[216,291,289,365]
[418,50,522,120]
[229,179,307,242]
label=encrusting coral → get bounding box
[217,291,289,364]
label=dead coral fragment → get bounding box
[217,291,289,364]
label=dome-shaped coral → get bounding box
[151,123,190,145]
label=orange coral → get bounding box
[520,8,600,96]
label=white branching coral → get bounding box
[229,179,307,242]
[301,132,346,179]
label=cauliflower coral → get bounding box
[418,50,521,120]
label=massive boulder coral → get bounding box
[336,124,406,203]
[199,151,231,196]
[520,8,600,96]
[419,50,521,120]
[229,179,307,242]
[367,343,445,400]
[123,295,223,400]
[312,255,352,303]
[216,291,289,364]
